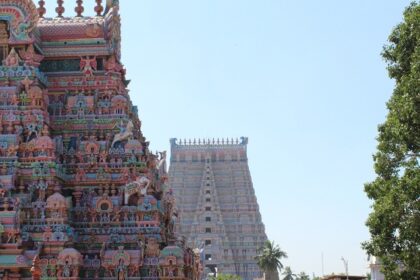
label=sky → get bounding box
[45,0,411,277]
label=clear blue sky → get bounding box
[46,0,411,276]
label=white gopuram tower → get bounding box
[169,138,268,280]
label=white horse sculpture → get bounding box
[111,121,134,148]
[122,176,151,204]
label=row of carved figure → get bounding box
[30,241,199,279]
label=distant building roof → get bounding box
[322,276,367,280]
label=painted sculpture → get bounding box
[0,1,202,279]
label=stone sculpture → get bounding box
[112,120,134,147]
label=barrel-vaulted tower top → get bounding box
[34,0,122,61]
[0,0,123,61]
[170,137,248,148]
[170,137,249,162]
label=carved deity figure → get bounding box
[11,14,36,41]
[75,168,86,182]
[145,238,159,257]
[99,150,108,163]
[116,259,126,280]
[28,86,43,106]
[137,237,145,259]
[25,123,39,143]
[168,267,175,277]
[3,48,21,67]
[19,44,44,66]
[169,211,178,236]
[0,187,6,198]
[63,258,71,277]
[105,55,123,73]
[90,207,97,223]
[80,56,97,77]
[6,144,17,157]
[193,250,203,280]
[31,255,41,280]
[105,55,117,71]
[0,21,8,44]
[121,167,130,181]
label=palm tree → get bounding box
[281,266,296,280]
[295,272,310,280]
[255,240,288,280]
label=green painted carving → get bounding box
[40,59,80,72]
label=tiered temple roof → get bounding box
[0,1,201,279]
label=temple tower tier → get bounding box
[169,138,268,280]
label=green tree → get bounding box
[255,240,288,280]
[210,274,242,280]
[281,267,296,280]
[296,272,310,280]
[363,1,420,279]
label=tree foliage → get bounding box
[255,241,287,280]
[281,267,296,280]
[363,1,420,279]
[296,272,310,280]
[210,274,242,280]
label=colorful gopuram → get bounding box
[0,1,201,279]
[169,138,268,280]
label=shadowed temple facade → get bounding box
[168,138,268,280]
[0,0,201,279]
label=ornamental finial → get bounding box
[75,0,84,17]
[95,0,104,16]
[37,0,46,18]
[56,0,65,17]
